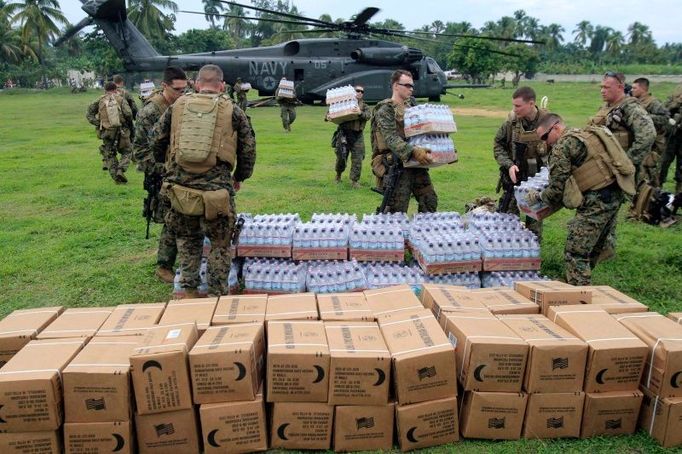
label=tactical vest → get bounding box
[588,96,637,151]
[147,92,170,114]
[507,108,547,176]
[371,99,405,158]
[170,93,236,174]
[98,93,123,130]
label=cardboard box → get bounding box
[37,307,114,339]
[159,298,218,334]
[420,284,490,321]
[639,385,682,448]
[0,338,86,432]
[378,310,457,404]
[212,294,267,325]
[579,285,648,314]
[0,306,64,366]
[668,312,682,324]
[549,306,648,393]
[522,392,585,439]
[129,323,198,415]
[459,391,528,440]
[0,431,61,453]
[469,288,540,315]
[317,293,374,321]
[265,293,318,321]
[442,313,528,392]
[395,396,459,451]
[200,393,268,454]
[334,403,395,452]
[325,322,391,405]
[499,315,588,393]
[514,281,591,315]
[270,402,334,450]
[580,390,643,438]
[135,407,200,454]
[63,336,140,422]
[189,323,265,404]
[266,320,329,402]
[365,285,425,321]
[96,303,166,337]
[615,312,682,397]
[64,421,133,454]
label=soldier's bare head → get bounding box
[162,66,188,102]
[512,86,536,119]
[601,71,625,104]
[391,69,414,102]
[112,74,124,87]
[536,113,565,146]
[196,64,225,93]
[104,81,117,92]
[631,77,649,99]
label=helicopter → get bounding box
[58,0,541,103]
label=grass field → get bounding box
[0,81,680,452]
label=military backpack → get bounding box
[98,93,122,129]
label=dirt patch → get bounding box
[451,107,509,119]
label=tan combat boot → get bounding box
[155,266,175,284]
[350,181,360,189]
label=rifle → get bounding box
[142,171,163,239]
[231,216,246,246]
[335,129,349,163]
[497,142,528,212]
[372,152,404,214]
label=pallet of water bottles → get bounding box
[235,214,298,258]
[403,103,457,137]
[410,246,482,275]
[348,217,406,262]
[291,214,354,261]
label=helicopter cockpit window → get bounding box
[284,41,300,56]
[426,58,441,75]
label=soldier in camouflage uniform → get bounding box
[660,84,682,193]
[277,78,298,132]
[86,82,134,184]
[526,114,634,285]
[133,66,188,283]
[329,85,370,188]
[150,64,256,296]
[493,86,548,239]
[113,74,138,120]
[233,77,248,111]
[371,70,436,213]
[632,77,670,187]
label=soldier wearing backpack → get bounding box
[150,64,256,297]
[86,82,134,184]
[525,114,636,286]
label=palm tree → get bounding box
[223,4,248,43]
[589,25,611,54]
[5,0,67,66]
[522,17,540,42]
[202,0,223,29]
[627,21,652,46]
[0,22,22,63]
[430,20,444,35]
[605,30,624,56]
[572,20,593,48]
[542,23,564,49]
[127,0,177,42]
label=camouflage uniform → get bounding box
[333,100,370,183]
[278,97,297,131]
[493,107,547,238]
[540,129,625,286]
[151,93,256,295]
[86,94,134,182]
[234,83,248,111]
[371,99,437,213]
[637,93,670,187]
[660,87,682,191]
[118,87,138,120]
[133,92,177,271]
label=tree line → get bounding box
[1,0,681,88]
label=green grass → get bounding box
[1,82,681,452]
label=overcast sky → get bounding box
[61,0,682,44]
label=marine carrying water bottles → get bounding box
[404,104,458,168]
[325,85,360,124]
[515,167,557,220]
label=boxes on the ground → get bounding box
[639,385,682,448]
[395,396,459,451]
[265,292,318,321]
[270,402,334,450]
[37,307,114,339]
[159,297,218,334]
[135,407,200,454]
[515,281,591,315]
[522,392,585,439]
[469,288,540,315]
[378,309,457,404]
[64,421,133,454]
[63,336,139,423]
[499,315,588,393]
[365,285,425,321]
[615,312,682,397]
[0,306,64,367]
[0,338,86,431]
[96,303,166,337]
[579,285,648,313]
[443,313,528,392]
[334,403,395,452]
[0,431,61,453]
[549,306,648,392]
[459,391,528,440]
[189,323,265,404]
[580,390,643,438]
[212,294,267,325]
[668,312,682,324]
[420,284,490,322]
[200,392,268,454]
[325,322,390,405]
[129,323,198,415]
[267,320,329,402]
[317,293,374,321]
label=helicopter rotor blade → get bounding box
[53,17,93,47]
[352,7,380,26]
[390,29,544,44]
[218,1,334,27]
[179,10,326,28]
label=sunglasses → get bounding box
[166,84,187,92]
[355,89,364,93]
[604,71,624,84]
[540,122,559,141]
[396,82,414,89]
